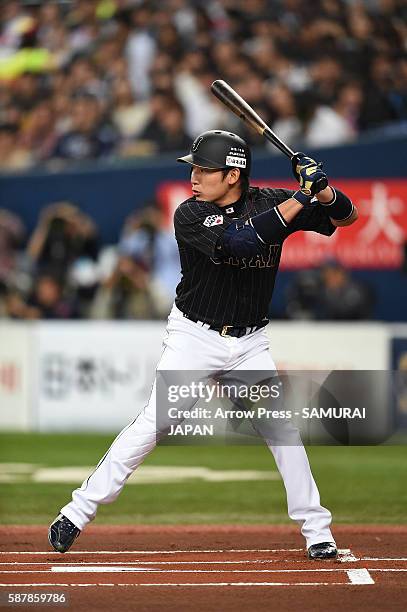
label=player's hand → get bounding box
[291,152,328,196]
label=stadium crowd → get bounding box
[0,0,406,170]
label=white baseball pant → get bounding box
[61,304,335,548]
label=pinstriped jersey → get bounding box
[174,186,336,327]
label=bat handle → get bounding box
[263,126,295,158]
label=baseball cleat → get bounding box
[48,514,81,553]
[307,542,338,560]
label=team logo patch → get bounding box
[226,155,246,168]
[203,214,223,227]
[192,136,203,151]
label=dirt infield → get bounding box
[0,525,406,611]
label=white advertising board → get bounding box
[266,322,392,441]
[0,323,31,430]
[2,320,393,432]
[34,321,166,431]
[267,322,389,370]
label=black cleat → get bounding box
[308,542,338,560]
[48,514,81,553]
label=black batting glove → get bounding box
[291,152,328,196]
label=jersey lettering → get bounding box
[224,245,280,269]
[223,255,241,267]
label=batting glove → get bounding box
[291,152,328,196]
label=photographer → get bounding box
[27,202,98,282]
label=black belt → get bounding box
[183,312,268,337]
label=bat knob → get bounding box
[314,176,328,194]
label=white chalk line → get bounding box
[0,548,303,555]
[338,553,407,562]
[3,568,401,576]
[0,568,371,574]
[0,559,317,566]
[1,567,400,573]
[49,567,375,577]
[369,569,407,572]
[0,582,347,587]
[362,557,407,562]
[3,552,406,567]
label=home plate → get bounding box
[347,569,375,585]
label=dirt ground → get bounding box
[0,525,406,611]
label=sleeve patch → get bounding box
[203,214,224,227]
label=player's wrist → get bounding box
[292,190,313,206]
[316,186,335,204]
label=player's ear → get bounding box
[228,168,240,185]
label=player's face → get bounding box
[190,166,240,204]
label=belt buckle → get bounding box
[221,325,233,337]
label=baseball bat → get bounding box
[211,79,295,158]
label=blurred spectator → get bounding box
[2,273,79,320]
[36,2,63,49]
[51,93,119,161]
[285,269,321,321]
[119,205,180,316]
[11,73,44,113]
[66,55,107,101]
[334,81,363,133]
[91,254,155,320]
[125,2,157,99]
[286,260,374,320]
[118,90,169,156]
[20,100,57,162]
[137,97,190,154]
[361,54,407,129]
[0,208,25,287]
[266,82,302,150]
[309,57,343,107]
[93,34,126,87]
[67,0,101,55]
[2,289,35,320]
[174,65,227,137]
[318,261,374,320]
[304,81,363,147]
[26,273,80,320]
[27,202,98,282]
[91,205,167,320]
[0,1,31,53]
[111,77,150,138]
[0,122,32,170]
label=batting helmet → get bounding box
[177,130,251,176]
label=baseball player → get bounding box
[49,130,358,559]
